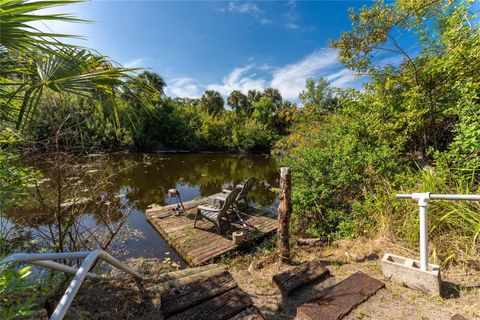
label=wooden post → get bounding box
[278,167,292,263]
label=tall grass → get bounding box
[358,169,480,267]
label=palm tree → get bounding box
[138,71,166,96]
[227,90,249,114]
[200,90,224,115]
[0,0,86,52]
[262,87,282,105]
[12,48,138,129]
[0,0,144,130]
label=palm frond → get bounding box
[15,49,140,128]
[0,0,87,52]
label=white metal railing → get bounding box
[396,193,480,271]
[0,250,142,320]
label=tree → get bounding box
[138,71,167,96]
[0,0,141,130]
[299,78,338,114]
[227,90,250,114]
[247,89,262,105]
[252,96,276,124]
[199,90,224,115]
[330,0,478,154]
[0,0,85,52]
[262,87,282,105]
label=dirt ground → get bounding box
[226,237,480,320]
[48,237,479,320]
[45,259,176,320]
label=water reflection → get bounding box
[9,153,279,266]
[108,153,278,211]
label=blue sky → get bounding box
[37,0,414,101]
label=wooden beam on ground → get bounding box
[272,262,330,295]
[167,287,254,320]
[227,307,265,320]
[277,167,292,263]
[158,266,225,292]
[296,271,385,320]
[297,237,327,247]
[157,264,220,283]
[161,271,238,317]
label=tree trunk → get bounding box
[278,167,292,263]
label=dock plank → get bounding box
[162,271,238,317]
[272,262,330,295]
[146,198,278,266]
[167,287,253,320]
[296,271,385,320]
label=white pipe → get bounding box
[0,250,142,320]
[396,193,480,201]
[418,199,429,271]
[50,251,99,320]
[429,194,480,201]
[396,192,480,272]
[411,193,430,271]
[0,252,90,265]
[30,260,99,279]
[50,250,141,320]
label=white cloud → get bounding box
[167,77,203,98]
[123,58,145,68]
[168,49,362,101]
[326,68,357,88]
[227,2,262,14]
[285,22,300,30]
[207,65,267,95]
[260,18,272,25]
[270,48,339,99]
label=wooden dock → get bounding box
[146,199,278,266]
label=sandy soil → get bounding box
[45,237,479,320]
[226,237,480,320]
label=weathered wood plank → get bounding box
[162,271,238,317]
[158,266,226,292]
[167,287,253,320]
[272,262,330,295]
[296,271,385,320]
[227,307,265,320]
[146,197,278,266]
[157,264,220,283]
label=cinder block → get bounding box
[381,253,441,295]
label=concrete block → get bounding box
[381,253,441,295]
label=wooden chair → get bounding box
[194,187,241,234]
[222,177,256,207]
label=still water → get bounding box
[110,153,279,265]
[11,153,279,267]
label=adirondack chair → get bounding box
[222,177,256,207]
[194,186,242,234]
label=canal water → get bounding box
[8,153,279,267]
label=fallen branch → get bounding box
[297,237,327,247]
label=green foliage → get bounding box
[0,265,36,319]
[278,111,400,238]
[199,90,224,115]
[299,77,338,114]
[277,0,480,264]
[0,0,86,52]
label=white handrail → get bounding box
[0,249,142,320]
[396,193,480,271]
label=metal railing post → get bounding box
[412,193,430,271]
[396,192,480,272]
[0,249,142,320]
